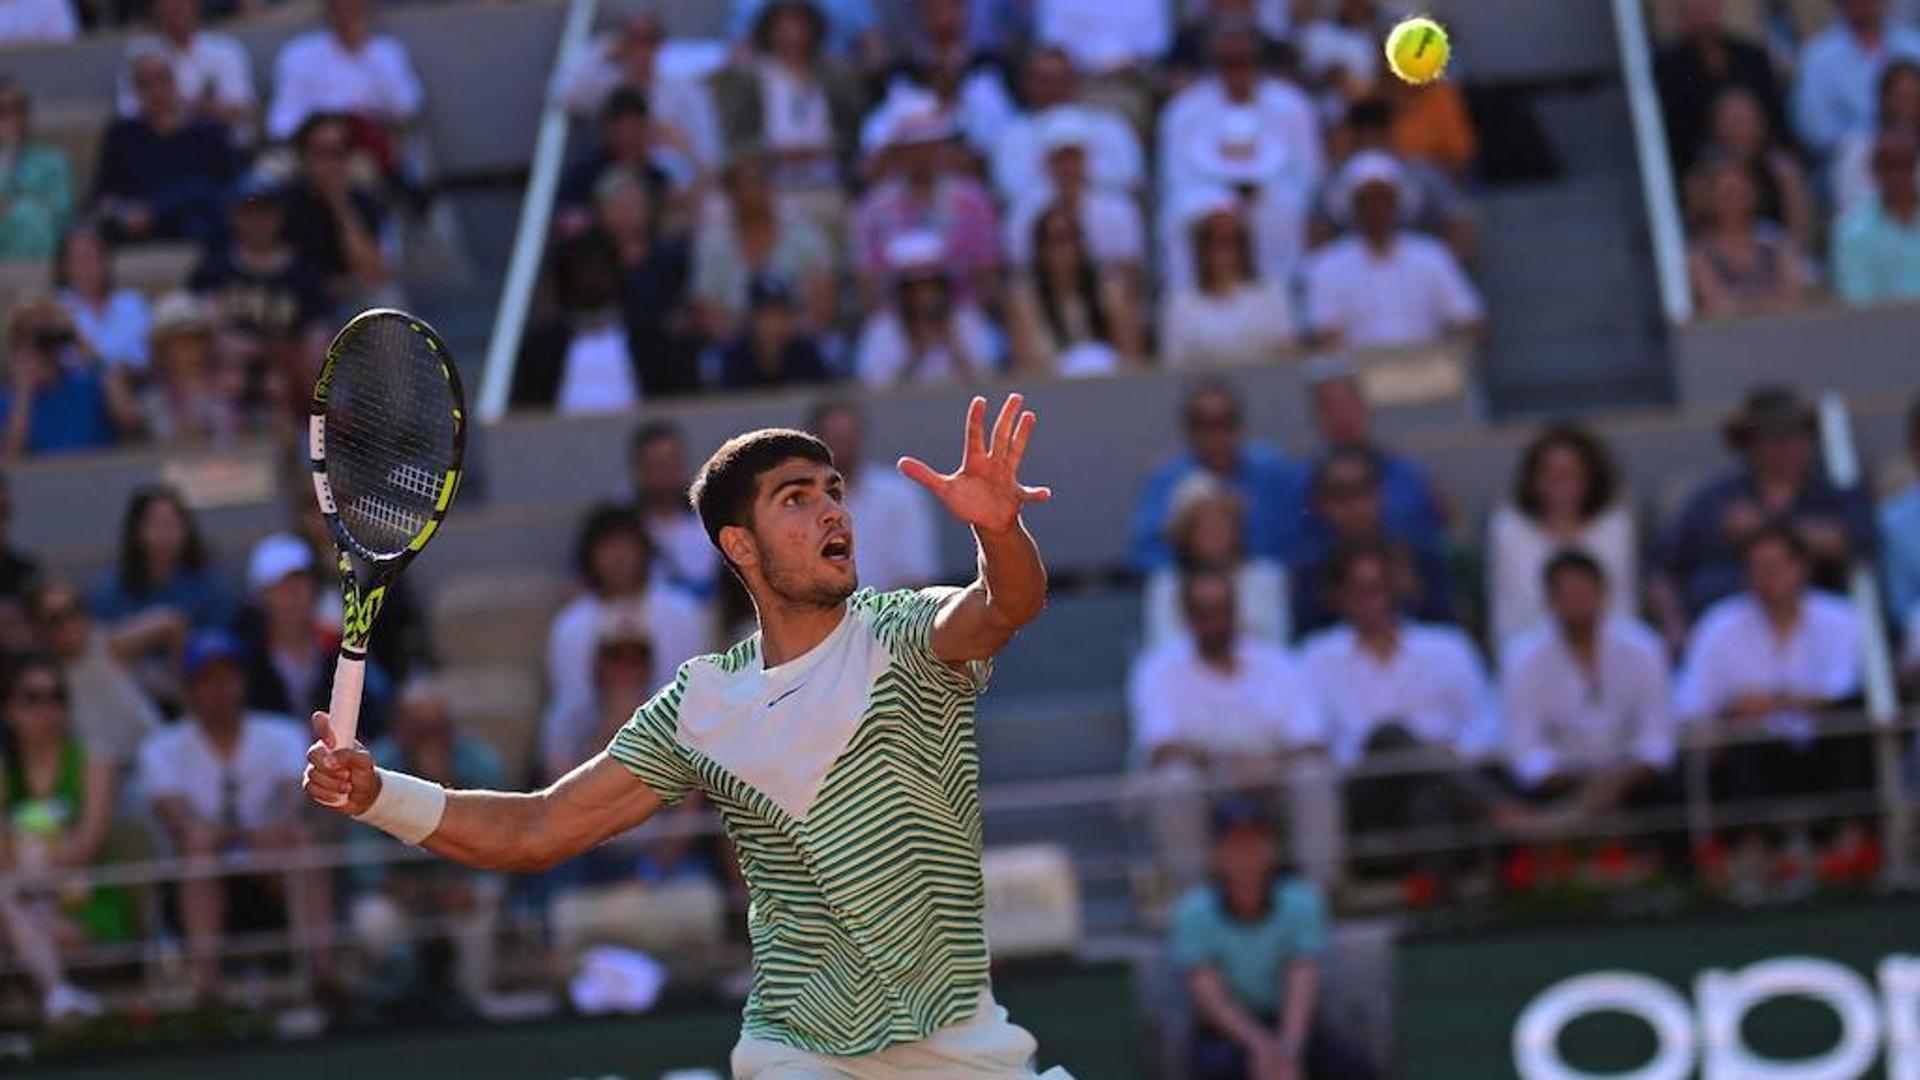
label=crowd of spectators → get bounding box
[508,0,1486,414]
[1656,0,1920,315]
[0,0,421,461]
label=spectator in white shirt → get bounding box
[1006,202,1144,377]
[1002,110,1147,275]
[875,0,1018,159]
[1142,473,1289,647]
[0,0,75,47]
[1487,422,1639,649]
[546,504,710,726]
[267,0,424,145]
[989,47,1144,202]
[1161,21,1324,203]
[1793,0,1920,159]
[119,0,253,135]
[626,422,723,600]
[853,229,1000,387]
[137,630,330,998]
[1305,151,1485,350]
[1160,191,1298,369]
[552,12,724,176]
[1501,551,1676,813]
[1296,0,1383,106]
[808,399,939,592]
[1035,0,1171,77]
[1130,569,1323,889]
[1298,542,1505,875]
[1676,523,1864,798]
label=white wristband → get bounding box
[353,769,447,846]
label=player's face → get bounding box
[747,459,857,608]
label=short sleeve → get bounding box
[1167,887,1216,970]
[607,667,701,805]
[1281,880,1329,956]
[867,587,991,697]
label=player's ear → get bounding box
[718,523,758,571]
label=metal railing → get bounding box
[474,0,602,422]
[1610,0,1694,323]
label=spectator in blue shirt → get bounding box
[1295,359,1446,564]
[1291,448,1455,639]
[0,297,140,460]
[92,485,233,711]
[1170,797,1373,1080]
[1655,386,1876,637]
[1834,130,1920,305]
[1792,0,1920,159]
[92,52,239,246]
[1881,396,1920,624]
[1131,378,1300,572]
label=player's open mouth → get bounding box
[821,535,852,564]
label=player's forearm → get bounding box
[418,788,569,873]
[972,520,1047,633]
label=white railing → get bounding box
[475,0,602,422]
[1610,0,1694,323]
[1819,391,1910,877]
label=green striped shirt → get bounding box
[608,587,992,1056]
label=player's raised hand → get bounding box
[303,710,381,815]
[898,393,1052,535]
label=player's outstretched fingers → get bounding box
[1008,410,1037,468]
[991,393,1023,458]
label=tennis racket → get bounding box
[309,308,467,751]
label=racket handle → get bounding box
[328,652,367,748]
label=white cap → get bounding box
[1035,108,1095,155]
[883,228,948,275]
[1333,150,1412,217]
[247,532,315,593]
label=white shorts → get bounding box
[730,990,1074,1079]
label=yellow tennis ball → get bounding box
[1386,16,1451,85]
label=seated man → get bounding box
[1129,570,1323,891]
[1131,379,1300,573]
[1299,542,1502,879]
[93,52,239,245]
[1295,359,1446,563]
[279,113,393,310]
[1171,798,1373,1080]
[1676,523,1864,808]
[138,631,331,997]
[1303,152,1484,351]
[810,399,939,593]
[625,421,723,599]
[1501,551,1676,814]
[349,678,503,1017]
[1656,386,1874,635]
[266,0,423,151]
[1290,448,1453,638]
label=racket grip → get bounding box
[328,652,366,748]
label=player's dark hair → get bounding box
[1740,519,1810,567]
[571,502,653,592]
[1513,421,1619,523]
[117,485,209,599]
[1542,548,1607,594]
[690,428,835,552]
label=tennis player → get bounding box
[305,393,1070,1078]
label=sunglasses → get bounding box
[13,685,64,706]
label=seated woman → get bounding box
[1007,205,1143,378]
[1160,194,1297,369]
[853,230,1001,388]
[0,656,134,1022]
[144,292,243,447]
[92,485,230,708]
[1685,154,1807,318]
[1700,87,1815,256]
[1143,474,1289,647]
[0,78,74,261]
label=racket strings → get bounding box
[324,316,458,558]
